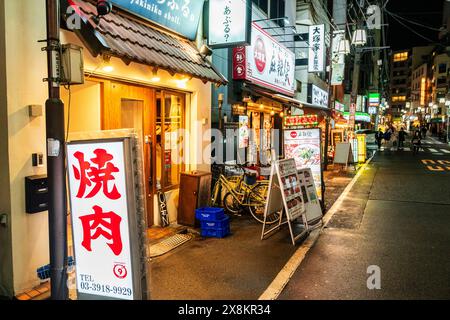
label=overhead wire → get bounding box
[386,10,437,44]
[385,9,442,32]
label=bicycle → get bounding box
[210,164,279,224]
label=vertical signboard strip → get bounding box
[308,24,325,73]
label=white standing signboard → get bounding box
[297,168,323,227]
[261,159,309,246]
[333,142,354,169]
[284,128,323,200]
[67,137,146,300]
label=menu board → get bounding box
[331,130,344,146]
[284,129,322,199]
[239,116,249,149]
[261,158,309,245]
[277,159,305,221]
[298,168,323,224]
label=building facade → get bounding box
[0,0,226,296]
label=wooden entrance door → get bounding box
[103,81,155,226]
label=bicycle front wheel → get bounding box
[248,183,279,224]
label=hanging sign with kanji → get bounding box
[308,24,325,73]
[232,22,296,96]
[67,139,138,300]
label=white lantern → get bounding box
[352,29,367,46]
[338,39,351,54]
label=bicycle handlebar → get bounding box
[224,163,258,176]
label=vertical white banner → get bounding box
[308,24,325,73]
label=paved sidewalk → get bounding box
[279,143,450,300]
[148,167,358,300]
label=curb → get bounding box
[258,155,375,300]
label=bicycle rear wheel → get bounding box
[223,192,241,214]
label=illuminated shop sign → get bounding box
[334,101,345,113]
[312,85,329,108]
[233,23,296,96]
[110,0,204,40]
[284,115,319,127]
[207,0,251,48]
[343,112,371,123]
[369,93,380,107]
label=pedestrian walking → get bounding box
[421,125,427,139]
[398,127,407,150]
[376,128,384,150]
[384,127,393,149]
[411,130,422,155]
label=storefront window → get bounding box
[156,91,185,190]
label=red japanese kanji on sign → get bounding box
[72,149,122,200]
[79,205,123,256]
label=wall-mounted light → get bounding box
[259,104,264,110]
[150,67,160,82]
[101,54,114,72]
[174,75,190,89]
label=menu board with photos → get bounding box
[277,159,305,221]
[284,129,322,200]
[261,158,309,246]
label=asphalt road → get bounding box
[279,136,450,300]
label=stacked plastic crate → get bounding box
[195,207,230,238]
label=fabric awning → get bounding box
[61,0,227,85]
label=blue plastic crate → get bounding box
[201,215,229,230]
[195,207,225,221]
[201,225,230,238]
[37,265,50,281]
[37,256,75,280]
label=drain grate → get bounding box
[149,233,193,258]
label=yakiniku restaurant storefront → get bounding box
[0,0,225,296]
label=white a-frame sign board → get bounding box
[333,142,354,169]
[261,159,309,245]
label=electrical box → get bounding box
[61,44,84,85]
[32,153,44,167]
[25,175,49,214]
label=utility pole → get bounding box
[45,0,68,300]
[349,48,361,139]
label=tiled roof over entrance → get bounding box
[64,0,227,85]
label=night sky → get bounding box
[386,0,444,50]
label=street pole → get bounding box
[45,0,68,300]
[349,49,362,139]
